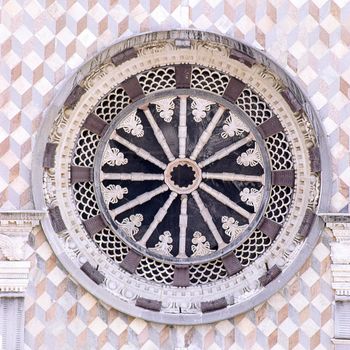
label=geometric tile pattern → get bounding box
[0,0,342,347]
[0,0,350,212]
[24,227,334,349]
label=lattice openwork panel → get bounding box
[138,66,176,95]
[265,132,294,170]
[72,182,99,220]
[72,129,100,167]
[136,257,174,285]
[265,185,294,224]
[189,259,227,285]
[191,66,230,95]
[95,87,131,124]
[234,230,271,267]
[236,88,274,125]
[94,228,129,263]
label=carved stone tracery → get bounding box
[32,31,328,325]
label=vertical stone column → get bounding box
[322,215,350,350]
[0,211,45,350]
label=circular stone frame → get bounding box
[164,158,202,194]
[93,89,272,265]
[32,30,331,325]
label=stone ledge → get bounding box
[0,261,30,294]
[332,338,350,350]
[0,210,46,223]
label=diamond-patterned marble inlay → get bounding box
[0,0,349,212]
[0,0,344,348]
[23,227,333,349]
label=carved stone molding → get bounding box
[332,339,350,350]
[0,210,45,261]
[321,214,350,348]
[332,265,350,296]
[0,211,45,293]
[324,217,350,298]
[322,214,350,296]
[0,261,31,294]
[0,210,45,350]
[32,30,331,324]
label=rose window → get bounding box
[95,90,271,265]
[33,30,328,324]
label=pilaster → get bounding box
[0,210,45,350]
[321,214,350,349]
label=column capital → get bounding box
[0,210,45,261]
[320,213,350,242]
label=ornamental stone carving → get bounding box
[32,30,330,325]
[321,214,350,347]
[0,211,44,261]
[0,210,45,293]
[322,215,350,296]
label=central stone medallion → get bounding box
[165,158,202,194]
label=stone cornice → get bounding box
[0,211,45,350]
[0,210,46,226]
[319,213,350,222]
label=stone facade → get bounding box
[1,1,350,349]
[24,225,333,349]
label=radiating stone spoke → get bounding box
[111,132,167,170]
[101,173,164,181]
[178,96,188,159]
[143,108,175,161]
[202,172,263,183]
[111,184,169,217]
[139,192,178,245]
[191,190,225,248]
[190,106,226,160]
[199,183,253,221]
[198,134,254,168]
[177,195,188,258]
[101,90,268,265]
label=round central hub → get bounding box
[164,159,202,194]
[171,164,195,187]
[95,89,272,266]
